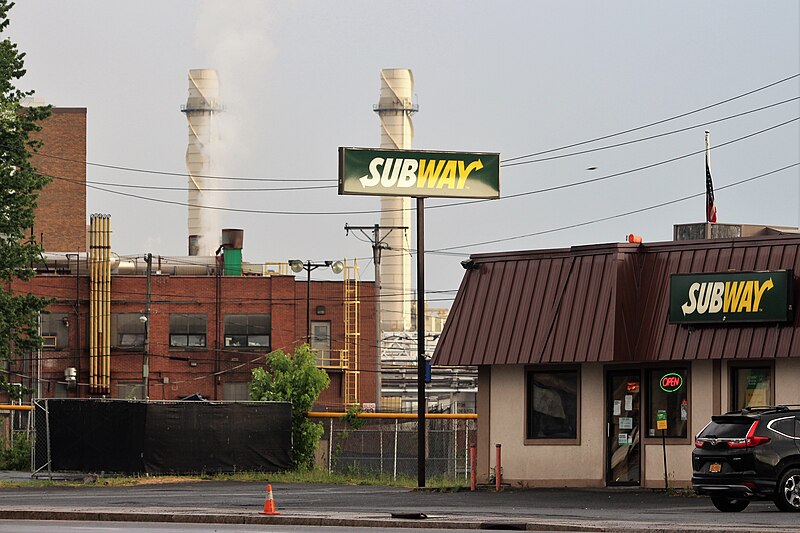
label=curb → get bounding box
[0,509,609,531]
[1,509,795,533]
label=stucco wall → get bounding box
[488,359,799,488]
[775,358,800,404]
[489,364,605,487]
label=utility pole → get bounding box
[144,253,152,400]
[345,223,408,412]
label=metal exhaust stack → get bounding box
[220,228,243,276]
[375,68,417,332]
[89,214,111,394]
[182,69,223,256]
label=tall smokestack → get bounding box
[375,69,416,332]
[181,69,223,256]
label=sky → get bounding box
[8,1,800,309]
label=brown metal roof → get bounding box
[434,235,800,366]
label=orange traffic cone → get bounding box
[259,484,280,515]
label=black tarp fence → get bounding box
[35,399,292,474]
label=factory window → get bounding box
[169,314,207,348]
[224,314,271,349]
[526,368,579,441]
[111,313,146,348]
[40,312,70,350]
[223,382,250,401]
[117,382,145,400]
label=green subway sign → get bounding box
[338,147,500,199]
[669,270,794,324]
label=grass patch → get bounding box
[0,469,467,490]
[201,469,466,489]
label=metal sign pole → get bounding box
[416,197,426,488]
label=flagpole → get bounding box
[706,130,710,238]
[705,130,717,229]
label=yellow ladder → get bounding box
[342,259,360,406]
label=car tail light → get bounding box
[727,420,770,448]
[694,438,705,448]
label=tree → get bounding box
[0,0,52,398]
[249,344,330,470]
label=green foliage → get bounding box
[0,434,31,471]
[249,344,330,470]
[343,404,365,430]
[0,0,52,397]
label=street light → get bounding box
[289,260,344,344]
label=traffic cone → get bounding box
[259,484,280,515]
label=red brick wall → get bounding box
[30,108,87,252]
[10,272,376,411]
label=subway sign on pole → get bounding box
[338,147,500,199]
[669,270,794,324]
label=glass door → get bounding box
[606,370,641,485]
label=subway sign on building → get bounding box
[338,147,500,199]
[669,270,794,324]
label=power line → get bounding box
[38,115,799,217]
[432,116,800,209]
[26,165,800,297]
[30,150,332,183]
[500,97,799,168]
[501,72,800,164]
[427,162,800,253]
[80,180,337,192]
[26,73,798,182]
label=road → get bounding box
[0,521,481,533]
[0,481,797,532]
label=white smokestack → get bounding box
[376,68,416,332]
[182,68,223,256]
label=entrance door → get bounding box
[606,370,641,485]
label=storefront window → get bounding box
[732,367,771,410]
[526,369,579,440]
[647,368,688,438]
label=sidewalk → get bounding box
[0,475,796,532]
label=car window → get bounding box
[699,420,752,439]
[767,417,795,438]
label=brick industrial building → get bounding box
[12,254,377,409]
[29,106,87,252]
[4,107,378,410]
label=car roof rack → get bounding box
[740,405,788,415]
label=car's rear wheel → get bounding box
[710,495,750,512]
[774,468,800,512]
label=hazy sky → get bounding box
[9,1,800,308]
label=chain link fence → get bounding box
[31,398,50,477]
[318,415,476,481]
[28,402,477,481]
[0,404,32,471]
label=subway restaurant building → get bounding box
[433,228,800,488]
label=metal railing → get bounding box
[262,262,290,276]
[313,349,348,369]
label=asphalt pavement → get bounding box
[0,472,798,532]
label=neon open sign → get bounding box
[660,373,683,393]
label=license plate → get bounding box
[709,463,722,473]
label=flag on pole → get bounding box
[705,130,717,223]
